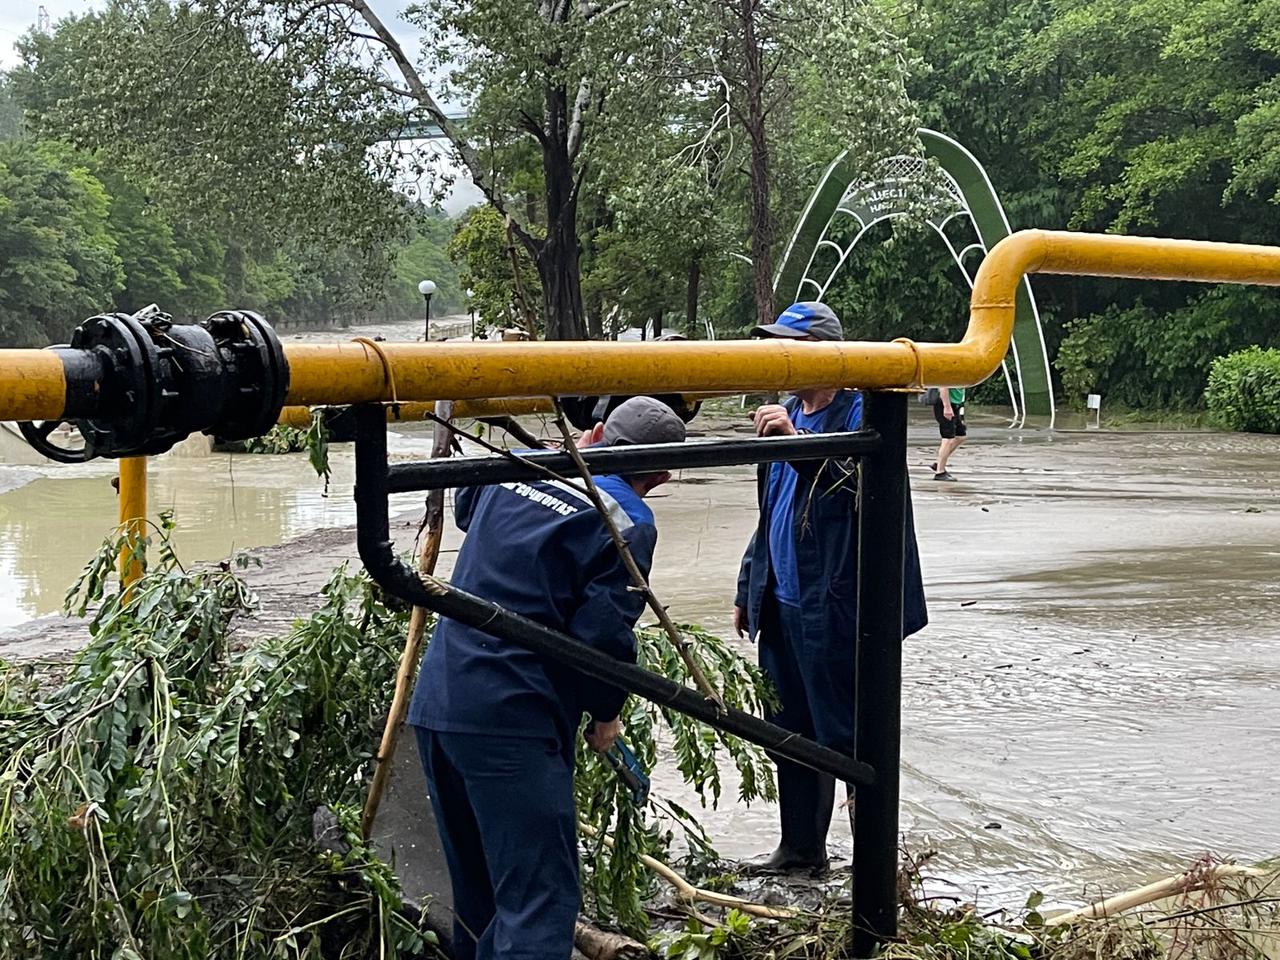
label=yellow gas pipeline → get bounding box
[7,228,1280,590]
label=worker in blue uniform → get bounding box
[408,397,687,960]
[733,301,929,875]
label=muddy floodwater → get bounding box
[2,408,1279,910]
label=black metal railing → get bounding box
[351,394,910,956]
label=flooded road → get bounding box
[2,405,1279,909]
[641,424,1280,909]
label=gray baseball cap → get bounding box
[603,396,688,446]
[750,301,844,341]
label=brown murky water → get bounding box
[640,424,1280,909]
[3,395,1279,909]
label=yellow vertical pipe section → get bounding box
[117,456,148,589]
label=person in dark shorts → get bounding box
[933,387,967,481]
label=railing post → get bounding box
[851,390,908,956]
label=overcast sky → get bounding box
[0,0,483,213]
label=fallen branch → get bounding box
[579,821,795,920]
[549,401,725,712]
[478,415,547,450]
[361,400,455,840]
[1046,864,1272,926]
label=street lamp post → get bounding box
[466,288,476,339]
[417,279,436,340]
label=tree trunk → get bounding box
[537,83,589,341]
[537,228,587,340]
[740,0,775,328]
[586,289,604,339]
[685,255,702,337]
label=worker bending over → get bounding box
[734,302,929,874]
[408,397,687,960]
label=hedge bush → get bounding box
[1205,346,1280,433]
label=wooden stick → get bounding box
[549,401,725,711]
[361,401,455,841]
[578,822,795,920]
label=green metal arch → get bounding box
[773,128,1055,425]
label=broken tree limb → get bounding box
[479,414,547,450]
[578,822,795,920]
[361,400,455,840]
[549,401,725,712]
[1046,864,1272,926]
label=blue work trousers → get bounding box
[415,727,579,960]
[757,599,855,856]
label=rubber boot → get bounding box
[743,765,834,876]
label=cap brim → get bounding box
[750,323,810,339]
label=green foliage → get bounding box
[0,139,123,345]
[238,424,312,454]
[1056,288,1280,410]
[0,4,468,345]
[386,210,465,321]
[651,910,753,959]
[1,510,780,949]
[12,2,405,270]
[0,523,438,958]
[305,411,333,486]
[900,0,1280,411]
[1206,346,1280,433]
[825,223,972,344]
[448,205,542,335]
[576,623,778,936]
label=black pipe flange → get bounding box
[202,310,290,442]
[17,309,289,461]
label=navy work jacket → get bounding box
[408,473,654,749]
[735,390,928,646]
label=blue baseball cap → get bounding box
[750,301,844,341]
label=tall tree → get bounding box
[0,141,122,345]
[675,0,922,327]
[197,0,680,339]
[12,2,408,293]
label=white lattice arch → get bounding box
[788,154,1025,424]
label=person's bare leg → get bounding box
[936,437,956,474]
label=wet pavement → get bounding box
[2,409,1279,910]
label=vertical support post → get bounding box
[117,455,148,589]
[851,391,908,957]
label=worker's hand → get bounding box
[942,405,955,421]
[751,404,796,437]
[585,718,620,753]
[732,605,748,639]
